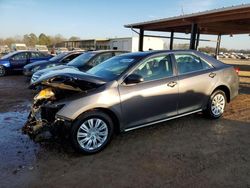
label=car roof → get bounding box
[64,51,84,55]
[116,50,225,68]
[15,50,48,53]
[124,49,200,56]
[117,49,214,58]
[89,50,129,54]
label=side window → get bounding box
[38,52,46,57]
[114,51,125,56]
[174,54,212,74]
[90,53,113,67]
[12,52,28,61]
[132,55,173,82]
[31,52,40,58]
[62,54,79,63]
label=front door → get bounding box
[118,54,178,129]
[10,52,29,70]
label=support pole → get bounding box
[169,31,174,50]
[139,29,144,51]
[189,23,197,50]
[215,34,221,58]
[195,30,200,50]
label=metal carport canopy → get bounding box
[124,4,250,51]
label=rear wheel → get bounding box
[205,90,226,119]
[71,110,114,154]
[0,65,6,76]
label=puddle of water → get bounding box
[0,104,39,175]
[0,101,75,178]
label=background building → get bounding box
[56,37,165,52]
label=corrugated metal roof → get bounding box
[124,4,250,28]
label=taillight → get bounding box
[234,67,240,75]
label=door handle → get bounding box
[167,81,177,87]
[209,72,216,78]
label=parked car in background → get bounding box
[0,51,53,76]
[11,43,27,51]
[30,50,128,83]
[35,45,49,53]
[0,45,10,54]
[23,51,84,76]
[69,47,85,51]
[24,50,239,154]
[56,47,68,54]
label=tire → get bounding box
[0,65,6,77]
[204,90,227,119]
[70,110,114,154]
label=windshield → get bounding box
[87,56,137,80]
[1,51,18,59]
[67,52,95,67]
[49,52,68,61]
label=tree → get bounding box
[29,33,38,46]
[69,36,80,41]
[49,34,66,46]
[38,33,50,45]
[4,37,15,47]
[23,33,38,47]
[0,38,4,45]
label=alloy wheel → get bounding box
[211,93,225,116]
[0,66,5,76]
[77,118,108,151]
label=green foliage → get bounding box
[23,33,38,47]
[38,33,51,45]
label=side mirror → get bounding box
[124,74,144,85]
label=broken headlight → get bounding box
[34,88,55,100]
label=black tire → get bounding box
[70,110,114,154]
[0,65,6,77]
[204,90,227,119]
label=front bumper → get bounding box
[22,102,69,138]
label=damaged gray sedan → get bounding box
[23,50,239,154]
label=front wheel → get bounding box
[204,90,226,119]
[71,110,114,154]
[0,65,6,76]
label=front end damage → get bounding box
[23,89,64,137]
[23,72,106,139]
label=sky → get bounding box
[0,0,250,49]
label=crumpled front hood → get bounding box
[38,65,72,73]
[32,65,77,79]
[30,68,107,91]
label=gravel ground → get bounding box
[0,74,249,188]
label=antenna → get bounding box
[181,5,184,15]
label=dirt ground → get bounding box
[0,73,250,188]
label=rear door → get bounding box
[173,52,218,114]
[10,52,29,70]
[30,52,45,63]
[118,54,178,129]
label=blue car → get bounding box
[23,51,84,76]
[0,50,53,76]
